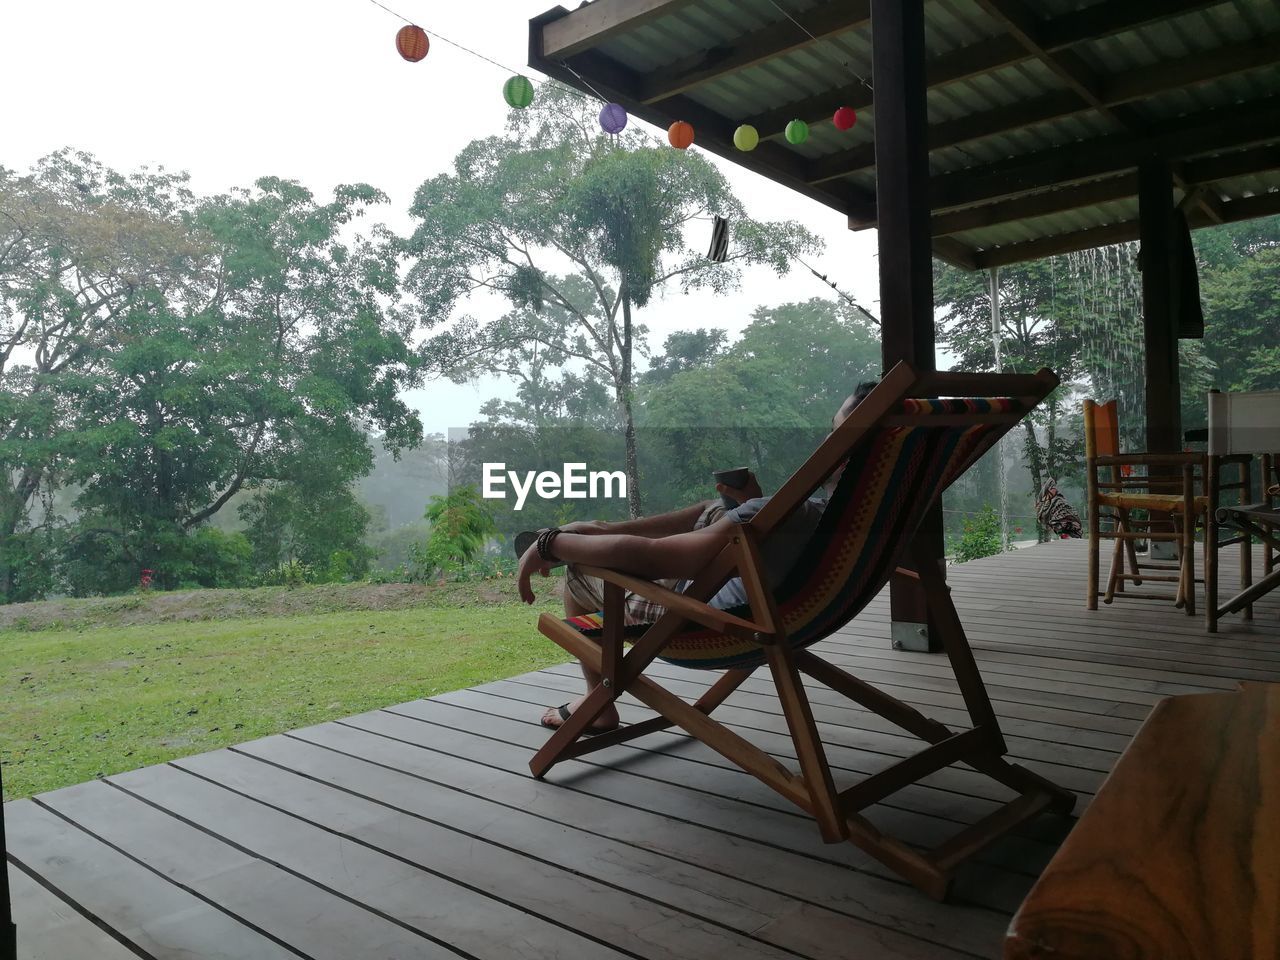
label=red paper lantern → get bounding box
[396,25,430,62]
[833,106,858,131]
[668,120,695,150]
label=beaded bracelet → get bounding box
[536,527,562,562]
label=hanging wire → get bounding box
[365,0,602,107]
[761,0,873,93]
[795,255,881,326]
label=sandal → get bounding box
[540,703,620,736]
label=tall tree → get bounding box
[403,86,819,516]
[935,259,1087,538]
[0,150,201,599]
[33,167,423,593]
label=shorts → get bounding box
[563,502,726,625]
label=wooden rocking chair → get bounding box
[529,362,1075,900]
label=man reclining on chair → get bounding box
[518,382,878,734]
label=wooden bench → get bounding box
[1005,682,1279,960]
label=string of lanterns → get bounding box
[386,9,857,151]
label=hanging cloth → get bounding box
[707,215,729,263]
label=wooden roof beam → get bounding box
[640,1,871,105]
[971,190,1280,268]
[927,96,1280,213]
[809,33,1280,186]
[539,0,702,59]
[746,0,1221,142]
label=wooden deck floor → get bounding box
[7,539,1279,960]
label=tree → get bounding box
[13,161,424,593]
[403,86,820,517]
[0,150,201,599]
[935,259,1087,540]
[639,299,879,506]
[422,485,497,576]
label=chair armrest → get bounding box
[575,564,769,641]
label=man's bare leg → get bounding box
[541,586,622,730]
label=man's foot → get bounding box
[540,700,620,736]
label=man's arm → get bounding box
[518,518,736,604]
[565,501,713,539]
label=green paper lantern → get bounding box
[785,119,809,145]
[733,124,760,152]
[503,75,535,109]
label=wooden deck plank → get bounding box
[5,538,1276,960]
[6,799,304,960]
[373,700,1046,912]
[8,864,140,960]
[432,684,1070,875]
[176,741,951,960]
[35,780,464,960]
[289,715,1010,956]
[94,765,629,960]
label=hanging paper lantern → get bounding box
[833,106,858,131]
[784,119,810,145]
[395,25,429,62]
[668,120,695,150]
[599,102,628,135]
[733,124,760,152]
[503,75,535,109]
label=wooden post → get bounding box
[1138,160,1184,565]
[872,0,943,652]
[1138,159,1182,456]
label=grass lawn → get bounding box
[0,578,565,800]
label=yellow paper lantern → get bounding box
[733,125,760,152]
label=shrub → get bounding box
[949,506,1006,563]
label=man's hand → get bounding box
[716,471,763,505]
[517,542,555,604]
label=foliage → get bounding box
[403,85,820,516]
[240,482,374,583]
[949,506,1007,563]
[421,485,498,576]
[639,299,880,506]
[0,152,423,600]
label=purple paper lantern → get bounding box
[599,102,628,135]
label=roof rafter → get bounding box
[927,97,1280,214]
[743,0,1225,141]
[528,13,873,219]
[972,190,1280,268]
[809,33,1280,186]
[640,1,871,105]
[540,0,702,59]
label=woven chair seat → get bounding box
[1096,491,1208,512]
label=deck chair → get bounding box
[1083,399,1207,613]
[1206,389,1280,632]
[530,362,1074,900]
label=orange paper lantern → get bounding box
[668,120,695,150]
[396,25,430,62]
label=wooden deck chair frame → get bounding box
[1083,399,1206,613]
[529,362,1075,900]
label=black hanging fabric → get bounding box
[708,215,729,263]
[1174,207,1204,339]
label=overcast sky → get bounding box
[2,0,888,435]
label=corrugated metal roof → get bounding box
[532,0,1280,268]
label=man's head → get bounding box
[832,380,879,432]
